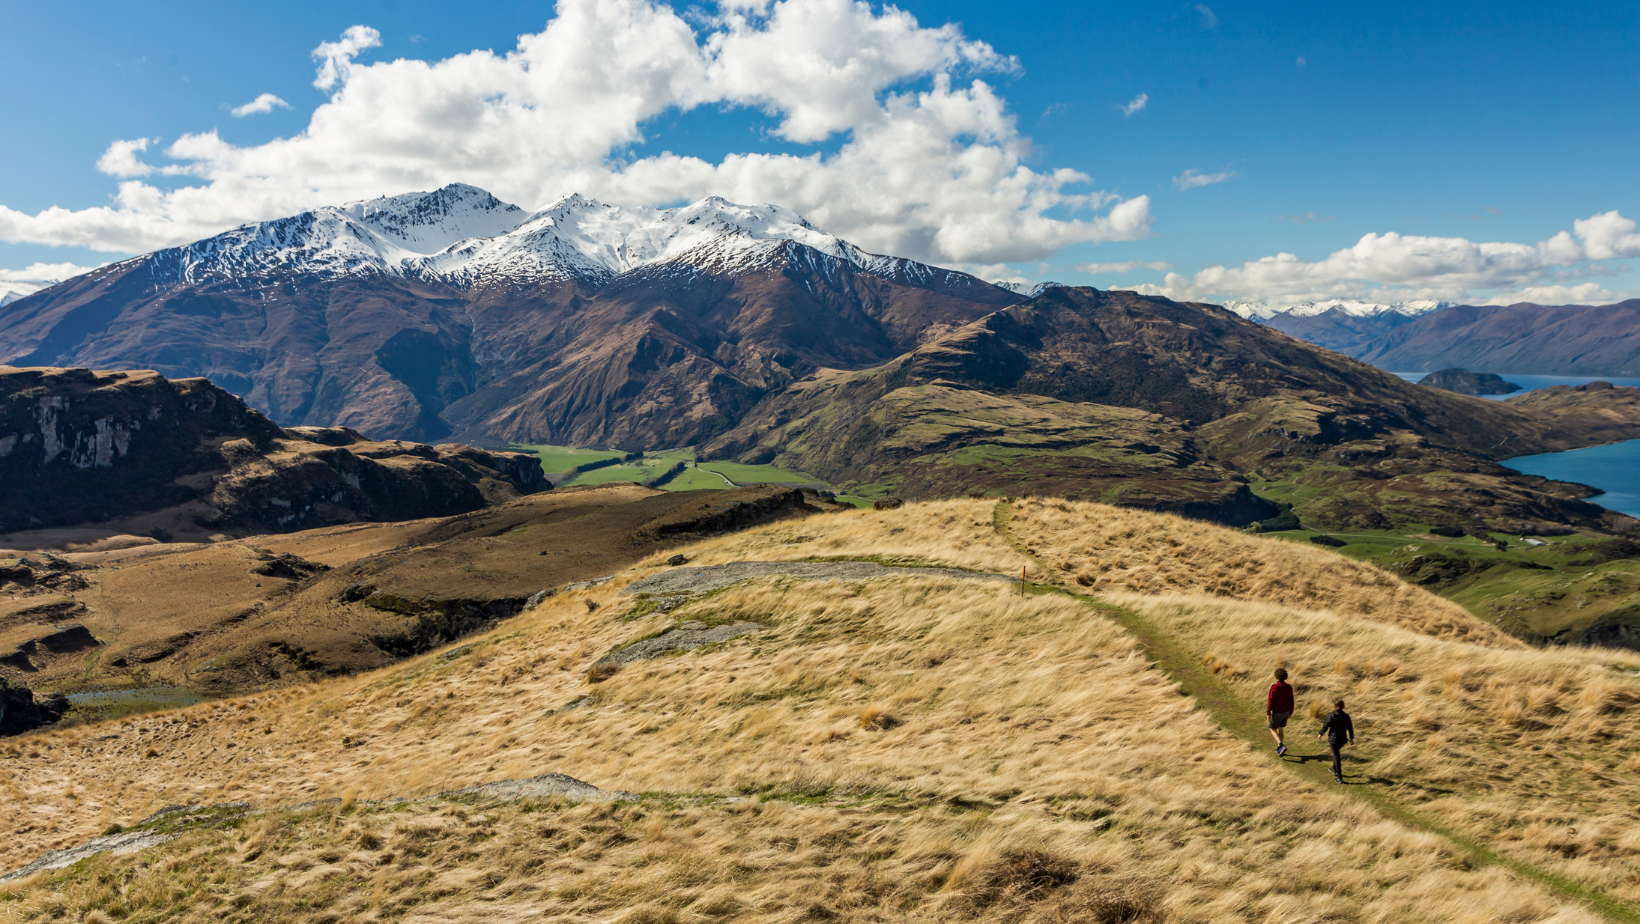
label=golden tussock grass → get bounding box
[0,500,1615,923]
[1008,496,1521,647]
[664,498,1029,574]
[1109,589,1640,904]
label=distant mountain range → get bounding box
[0,184,1018,445]
[1234,297,1640,375]
[1352,301,1640,375]
[5,186,1640,534]
[1226,299,1447,354]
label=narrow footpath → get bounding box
[992,502,1640,924]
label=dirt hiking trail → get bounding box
[992,501,1640,924]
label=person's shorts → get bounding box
[1268,711,1291,729]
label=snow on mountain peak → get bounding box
[122,184,999,294]
[340,184,527,254]
[1225,297,1448,321]
[993,281,1066,298]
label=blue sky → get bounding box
[2,0,1637,304]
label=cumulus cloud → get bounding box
[0,0,1148,269]
[95,138,158,178]
[312,25,381,91]
[1173,168,1236,190]
[1118,211,1640,304]
[1121,92,1148,116]
[1078,260,1172,274]
[230,93,292,117]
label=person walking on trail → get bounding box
[1319,698,1356,783]
[1266,667,1295,756]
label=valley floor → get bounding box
[3,499,1639,923]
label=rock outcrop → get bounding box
[0,676,67,736]
[0,366,549,539]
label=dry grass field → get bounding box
[0,484,807,695]
[1,498,1636,923]
[1008,496,1520,646]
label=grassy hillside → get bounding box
[1239,524,1640,645]
[4,500,1638,922]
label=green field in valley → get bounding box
[516,446,823,492]
[516,445,623,475]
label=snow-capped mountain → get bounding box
[1224,298,1447,321]
[994,281,1066,298]
[2,184,1021,448]
[1228,298,1451,357]
[140,183,969,292]
[0,290,23,308]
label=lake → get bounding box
[1505,439,1640,519]
[1392,372,1640,399]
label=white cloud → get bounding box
[95,138,158,178]
[1121,92,1147,116]
[1118,211,1640,304]
[1195,4,1218,28]
[0,261,100,297]
[1077,260,1172,274]
[312,25,381,91]
[0,0,1148,269]
[230,93,292,117]
[1479,283,1617,306]
[1173,168,1236,190]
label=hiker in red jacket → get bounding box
[1267,667,1295,756]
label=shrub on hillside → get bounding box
[1310,535,1346,548]
[1251,502,1301,533]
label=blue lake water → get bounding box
[1387,371,1640,518]
[1392,372,1640,399]
[1504,439,1640,519]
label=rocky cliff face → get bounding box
[0,366,548,539]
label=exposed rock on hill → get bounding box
[0,366,547,541]
[0,187,1019,445]
[708,288,1640,531]
[0,676,67,735]
[1417,368,1522,395]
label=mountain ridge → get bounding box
[1351,299,1640,375]
[0,185,1022,444]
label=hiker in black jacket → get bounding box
[1318,698,1355,783]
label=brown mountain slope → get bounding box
[1351,299,1640,375]
[708,288,1640,531]
[0,243,1016,446]
[0,366,547,541]
[445,248,1017,448]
